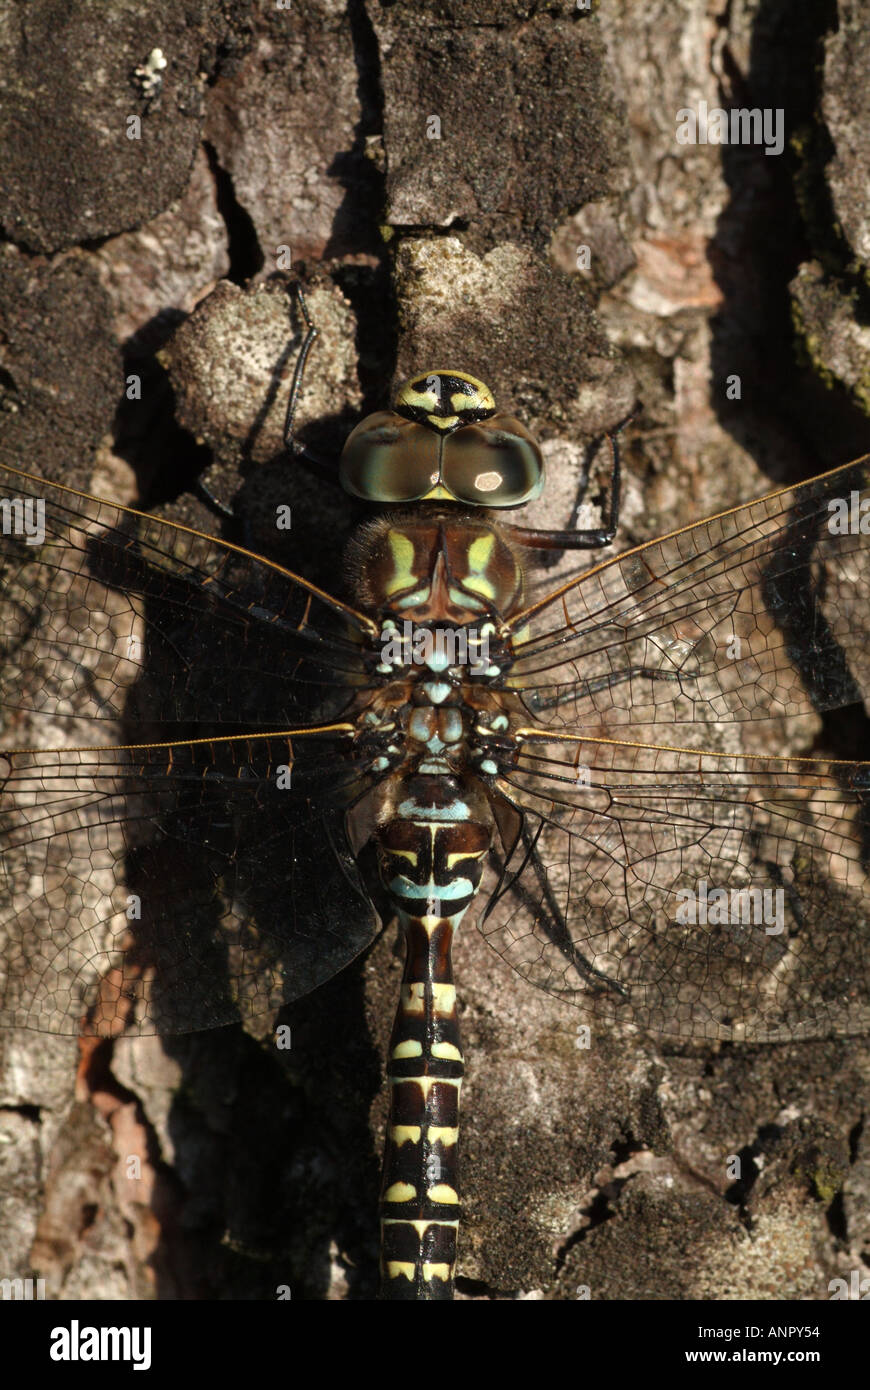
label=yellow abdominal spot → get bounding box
[423,1264,452,1282]
[385,1262,416,1282]
[420,915,443,937]
[428,1126,459,1147]
[428,1184,460,1204]
[391,1076,461,1101]
[431,983,456,1015]
[431,1041,463,1061]
[383,1217,459,1236]
[391,1126,422,1146]
[462,575,495,599]
[401,982,427,1015]
[392,1039,423,1058]
[384,1182,417,1202]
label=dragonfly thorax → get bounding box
[345,513,526,624]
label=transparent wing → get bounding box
[0,733,382,1035]
[507,456,870,729]
[0,463,384,1036]
[0,461,377,733]
[482,738,870,1042]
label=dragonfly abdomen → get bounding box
[376,774,492,1300]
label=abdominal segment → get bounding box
[376,774,492,1300]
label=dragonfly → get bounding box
[1,286,869,1300]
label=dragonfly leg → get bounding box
[489,819,629,998]
[282,283,340,486]
[195,477,238,520]
[196,281,338,521]
[503,407,636,552]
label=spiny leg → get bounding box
[196,281,336,520]
[488,818,629,999]
[281,283,335,483]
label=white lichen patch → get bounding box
[133,48,167,103]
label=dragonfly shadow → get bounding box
[153,960,382,1300]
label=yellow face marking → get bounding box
[383,1181,417,1203]
[395,372,495,416]
[431,1041,463,1062]
[427,1184,460,1205]
[384,532,418,596]
[391,1126,422,1146]
[393,1039,423,1058]
[428,1126,459,1147]
[421,483,454,501]
[426,414,459,430]
[423,1264,452,1282]
[396,383,439,412]
[451,381,494,412]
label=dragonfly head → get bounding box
[339,370,544,509]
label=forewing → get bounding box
[0,461,375,733]
[508,456,870,730]
[0,464,382,1035]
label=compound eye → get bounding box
[339,412,441,502]
[443,414,544,507]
